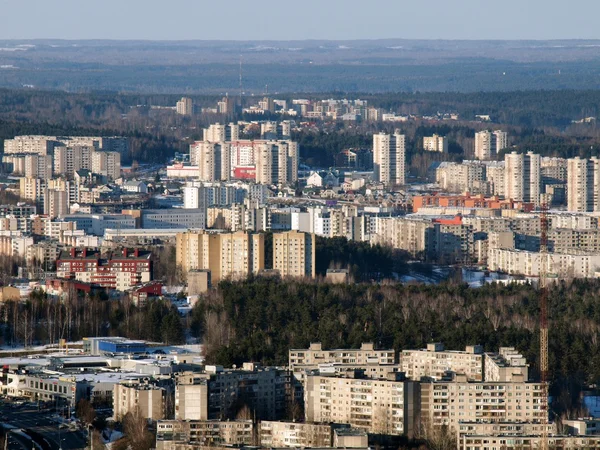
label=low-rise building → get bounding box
[156,420,254,450]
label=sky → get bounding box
[0,0,598,41]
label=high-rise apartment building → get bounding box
[420,375,544,435]
[202,123,240,142]
[423,134,448,153]
[174,364,290,421]
[53,145,95,177]
[475,130,508,160]
[304,372,420,437]
[24,154,53,179]
[567,157,600,212]
[504,151,541,205]
[176,230,264,282]
[273,231,315,278]
[197,142,231,182]
[373,132,406,186]
[91,151,121,180]
[255,141,298,186]
[176,97,193,116]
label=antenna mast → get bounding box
[239,55,243,109]
[539,201,549,450]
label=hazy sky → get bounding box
[0,0,598,41]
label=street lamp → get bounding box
[88,424,94,450]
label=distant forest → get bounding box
[1,88,600,166]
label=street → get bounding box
[0,407,86,450]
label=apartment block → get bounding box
[273,231,315,278]
[56,248,152,291]
[259,421,334,448]
[91,151,121,180]
[53,145,95,177]
[457,435,600,450]
[484,347,529,382]
[4,135,57,155]
[176,97,193,116]
[373,132,406,186]
[488,248,600,279]
[175,230,264,282]
[174,364,290,421]
[436,161,485,193]
[423,134,448,153]
[504,151,541,206]
[113,380,168,421]
[156,420,254,450]
[289,342,397,381]
[567,157,600,212]
[304,372,420,437]
[400,343,484,381]
[420,375,545,435]
[202,123,240,142]
[475,130,508,160]
[24,154,53,179]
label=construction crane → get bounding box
[539,201,549,450]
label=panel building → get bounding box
[504,151,541,206]
[373,132,406,186]
[475,130,508,160]
[304,372,420,437]
[176,230,265,283]
[273,231,315,278]
[423,134,448,153]
[567,156,600,212]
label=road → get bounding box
[0,407,87,450]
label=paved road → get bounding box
[0,407,86,450]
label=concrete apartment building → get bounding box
[174,364,290,421]
[113,379,168,421]
[202,123,240,142]
[504,151,541,206]
[400,343,484,381]
[156,420,254,449]
[273,231,315,278]
[91,151,121,180]
[176,97,193,116]
[436,161,485,193]
[304,371,421,437]
[259,421,334,448]
[458,434,600,450]
[484,347,529,382]
[567,157,600,212]
[24,154,53,179]
[289,342,397,381]
[420,374,545,435]
[423,134,448,153]
[373,132,406,186]
[488,248,600,279]
[175,230,265,282]
[475,130,508,160]
[196,142,231,182]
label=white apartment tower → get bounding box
[176,97,193,116]
[423,134,448,153]
[198,143,231,182]
[567,157,600,212]
[504,151,541,205]
[373,132,406,186]
[475,130,508,160]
